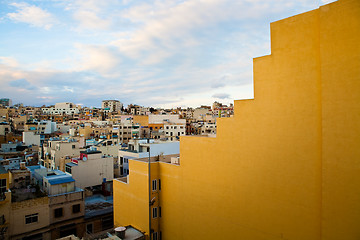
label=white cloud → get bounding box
[73,10,112,30]
[7,2,56,30]
[65,0,114,30]
[0,57,19,68]
[74,44,121,76]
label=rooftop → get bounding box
[85,194,113,219]
[136,154,180,164]
[80,150,102,154]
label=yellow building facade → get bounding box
[113,0,360,239]
[0,167,11,240]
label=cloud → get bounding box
[73,10,111,30]
[74,44,121,75]
[65,0,114,31]
[9,79,37,90]
[0,0,323,107]
[212,93,231,99]
[0,57,19,68]
[7,2,57,30]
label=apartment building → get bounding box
[0,123,11,136]
[65,148,114,189]
[36,121,57,135]
[163,123,186,141]
[113,1,360,239]
[23,132,41,146]
[42,103,80,116]
[0,165,86,240]
[102,100,122,113]
[0,98,12,107]
[40,138,81,170]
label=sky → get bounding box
[0,0,335,108]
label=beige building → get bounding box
[10,197,51,240]
[102,100,122,113]
[65,149,114,189]
[41,139,81,170]
[163,123,186,141]
[0,123,11,136]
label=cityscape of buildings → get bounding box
[0,0,360,240]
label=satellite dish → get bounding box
[83,157,87,161]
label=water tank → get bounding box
[115,226,126,239]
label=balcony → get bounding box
[49,187,84,205]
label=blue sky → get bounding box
[0,0,335,108]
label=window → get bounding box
[0,179,6,193]
[25,213,38,224]
[152,232,158,240]
[54,208,63,218]
[23,233,42,240]
[152,207,157,218]
[86,223,93,234]
[72,145,75,149]
[158,179,161,191]
[159,206,162,218]
[152,180,157,191]
[72,204,80,213]
[65,166,72,174]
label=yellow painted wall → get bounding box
[133,115,149,127]
[114,160,150,235]
[0,170,11,240]
[0,172,9,190]
[113,1,360,239]
[79,126,92,139]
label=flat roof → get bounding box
[136,154,179,163]
[80,150,102,154]
[45,174,75,185]
[66,162,77,167]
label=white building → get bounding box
[42,102,79,115]
[149,114,186,124]
[23,131,41,146]
[102,100,123,113]
[37,121,57,134]
[200,122,217,135]
[164,123,186,141]
[193,107,212,120]
[65,148,114,189]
